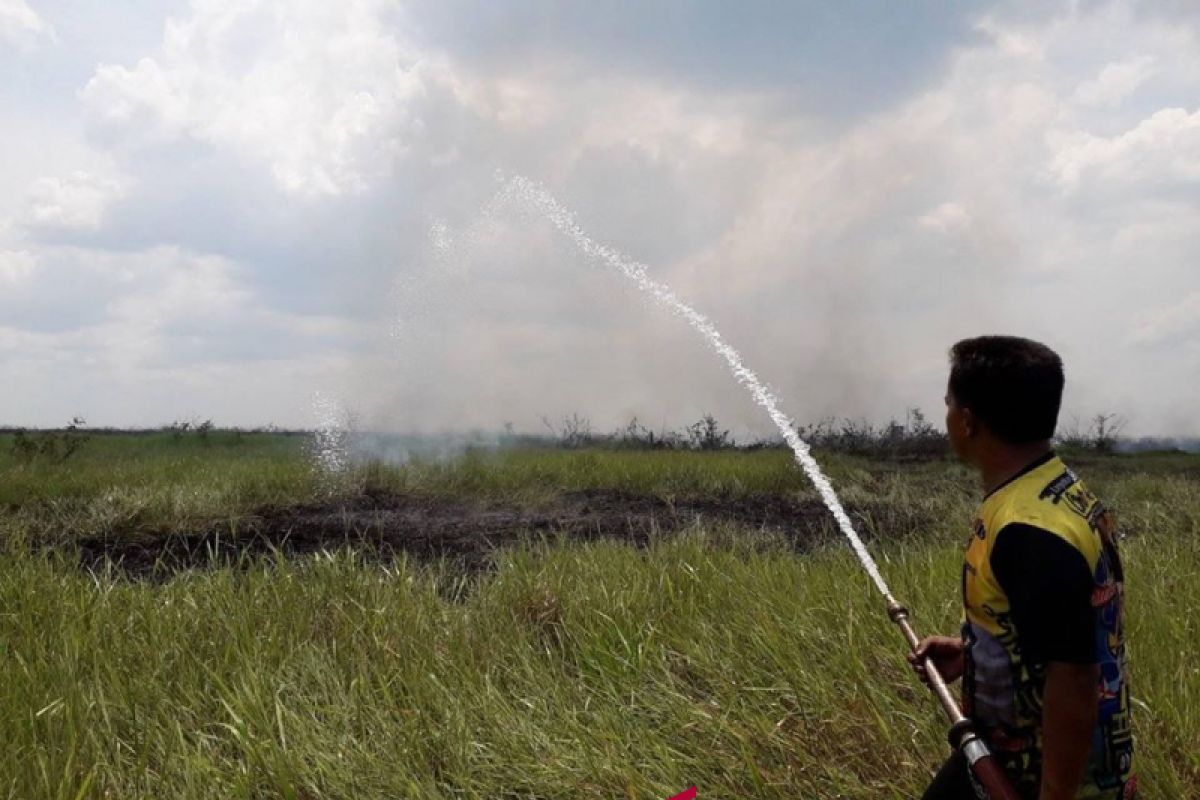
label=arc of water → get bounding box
[495,175,896,603]
[311,391,350,477]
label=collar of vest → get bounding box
[982,449,1058,501]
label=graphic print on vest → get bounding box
[961,456,1133,797]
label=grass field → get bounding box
[1,433,1197,799]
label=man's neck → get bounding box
[978,441,1054,496]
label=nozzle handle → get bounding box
[887,601,962,723]
[887,600,1022,800]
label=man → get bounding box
[910,336,1135,800]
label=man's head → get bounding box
[945,336,1064,463]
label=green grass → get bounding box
[0,436,1196,798]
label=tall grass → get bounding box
[0,439,1195,798]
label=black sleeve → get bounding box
[990,523,1096,665]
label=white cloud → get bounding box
[0,0,52,49]
[81,0,452,197]
[1047,106,1200,191]
[0,242,365,378]
[974,14,1046,62]
[100,248,251,368]
[0,239,370,427]
[25,171,127,230]
[1073,56,1157,107]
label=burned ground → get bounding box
[71,489,936,579]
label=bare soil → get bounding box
[73,489,935,578]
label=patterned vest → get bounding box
[961,454,1135,798]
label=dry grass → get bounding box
[0,436,1195,798]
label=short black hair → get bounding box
[948,336,1064,444]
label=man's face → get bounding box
[944,384,972,462]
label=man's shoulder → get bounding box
[984,457,1102,539]
[990,521,1087,569]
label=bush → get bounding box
[1056,413,1127,454]
[163,418,216,444]
[9,417,90,464]
[532,409,948,458]
[794,408,947,459]
[686,414,732,451]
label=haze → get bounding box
[2,1,1198,438]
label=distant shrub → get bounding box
[532,409,946,458]
[9,417,90,464]
[539,413,737,451]
[163,418,216,444]
[609,417,676,450]
[540,413,596,449]
[1056,413,1127,454]
[164,420,191,441]
[794,408,948,459]
[686,414,732,451]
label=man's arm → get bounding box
[990,523,1098,799]
[1039,661,1100,800]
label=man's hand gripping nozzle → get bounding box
[886,602,1022,800]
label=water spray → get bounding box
[311,392,351,479]
[493,175,1020,800]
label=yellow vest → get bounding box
[962,454,1134,798]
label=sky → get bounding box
[1,0,1198,437]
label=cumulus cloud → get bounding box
[0,241,368,425]
[0,0,52,49]
[81,0,451,196]
[1073,56,1157,107]
[25,171,127,230]
[1047,106,1200,191]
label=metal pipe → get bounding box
[887,602,1022,800]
